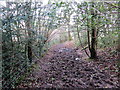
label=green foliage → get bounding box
[1,1,119,88]
[98,32,118,48]
[1,2,57,88]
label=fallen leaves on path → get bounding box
[18,42,119,88]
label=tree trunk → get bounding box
[117,1,120,52]
[90,2,97,59]
[25,2,32,63]
[68,24,71,41]
[118,34,120,52]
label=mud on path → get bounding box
[18,41,119,88]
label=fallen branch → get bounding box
[81,46,89,51]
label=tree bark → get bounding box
[25,2,32,63]
[90,2,97,59]
[117,1,120,52]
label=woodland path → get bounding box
[19,41,119,88]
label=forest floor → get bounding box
[18,41,119,88]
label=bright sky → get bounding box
[0,0,85,6]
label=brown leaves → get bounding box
[18,46,119,88]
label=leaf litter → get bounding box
[18,42,119,88]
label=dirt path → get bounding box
[18,41,119,88]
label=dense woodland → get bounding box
[1,0,120,89]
